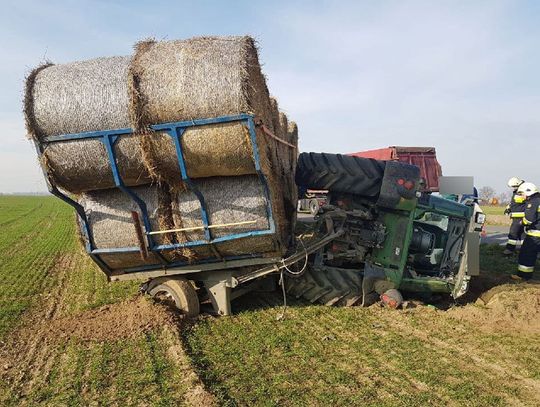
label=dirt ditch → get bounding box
[448,283,540,334]
[44,296,177,343]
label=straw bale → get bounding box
[42,135,152,193]
[169,174,280,257]
[284,120,299,235]
[99,252,163,271]
[269,98,281,136]
[278,112,288,141]
[24,62,53,141]
[130,36,275,132]
[79,184,175,250]
[170,175,270,242]
[251,126,288,250]
[256,101,298,247]
[141,121,256,186]
[30,56,131,137]
[25,56,154,193]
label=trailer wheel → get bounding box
[147,277,200,318]
[296,152,386,196]
[309,199,320,216]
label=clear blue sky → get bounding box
[1,0,539,193]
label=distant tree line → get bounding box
[479,186,510,205]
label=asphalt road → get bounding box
[482,225,509,246]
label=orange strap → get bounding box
[259,124,297,149]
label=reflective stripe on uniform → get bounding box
[506,239,518,245]
[518,264,534,273]
[523,218,532,225]
[525,229,540,237]
[510,212,525,218]
[514,195,526,203]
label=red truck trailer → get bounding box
[348,146,442,192]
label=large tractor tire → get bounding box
[147,277,200,317]
[286,267,363,306]
[295,152,386,197]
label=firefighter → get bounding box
[511,182,540,281]
[503,177,526,255]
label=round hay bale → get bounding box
[25,57,153,193]
[28,56,131,137]
[170,175,272,246]
[141,121,257,186]
[278,111,289,141]
[169,174,283,258]
[130,36,275,132]
[287,121,298,143]
[79,185,174,250]
[269,97,280,137]
[42,135,152,194]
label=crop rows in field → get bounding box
[0,196,206,406]
[185,291,540,406]
[0,196,142,336]
[0,196,77,336]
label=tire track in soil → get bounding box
[0,253,216,406]
[162,326,217,407]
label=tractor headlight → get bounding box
[475,212,486,224]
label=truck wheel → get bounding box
[147,277,200,318]
[309,199,320,216]
[285,267,363,306]
[296,152,385,196]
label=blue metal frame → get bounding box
[37,114,276,276]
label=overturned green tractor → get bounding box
[287,152,483,306]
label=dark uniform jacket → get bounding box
[523,193,540,237]
[509,191,527,218]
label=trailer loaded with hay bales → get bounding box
[25,35,484,317]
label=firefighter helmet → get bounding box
[507,177,524,188]
[517,182,539,197]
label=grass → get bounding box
[0,196,75,337]
[480,205,505,215]
[182,244,540,406]
[0,196,195,406]
[0,196,138,338]
[184,293,539,406]
[1,196,539,406]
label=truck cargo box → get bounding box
[348,146,442,192]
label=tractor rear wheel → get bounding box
[147,277,200,317]
[295,152,386,196]
[285,266,363,306]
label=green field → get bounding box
[0,196,539,406]
[0,196,209,406]
[480,205,505,215]
[480,205,511,226]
